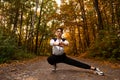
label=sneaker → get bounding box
[94,68,104,76]
[52,64,57,71]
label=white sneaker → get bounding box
[52,64,57,71]
[94,68,104,76]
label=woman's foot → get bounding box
[94,68,104,76]
[52,64,57,71]
[91,67,104,76]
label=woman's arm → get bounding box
[59,40,69,47]
[50,39,59,46]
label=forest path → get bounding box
[0,56,120,80]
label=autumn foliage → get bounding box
[0,0,120,63]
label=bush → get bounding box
[0,35,36,63]
[0,33,17,63]
[12,50,36,60]
[87,30,120,61]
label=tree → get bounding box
[93,0,104,31]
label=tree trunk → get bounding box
[110,0,115,28]
[35,0,43,54]
[115,0,120,28]
[18,5,23,46]
[72,26,78,55]
[78,0,90,49]
[13,1,20,34]
[93,0,104,30]
[77,26,83,53]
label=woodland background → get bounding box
[0,0,120,63]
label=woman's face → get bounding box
[55,29,63,38]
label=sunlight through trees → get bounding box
[0,0,120,63]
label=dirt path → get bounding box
[0,56,120,80]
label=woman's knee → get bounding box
[47,56,55,65]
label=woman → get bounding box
[47,28,104,76]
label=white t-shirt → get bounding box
[50,38,69,55]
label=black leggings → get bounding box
[47,53,91,69]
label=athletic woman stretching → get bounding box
[47,28,104,76]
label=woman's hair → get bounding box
[56,28,63,32]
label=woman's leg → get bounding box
[47,54,66,71]
[63,56,91,69]
[47,54,65,65]
[47,55,56,65]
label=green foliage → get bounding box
[12,50,36,60]
[0,29,35,63]
[88,30,120,61]
[0,32,16,63]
